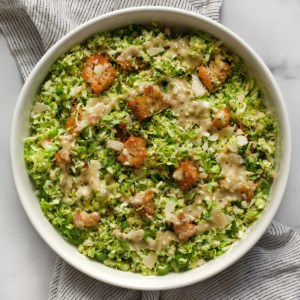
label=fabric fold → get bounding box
[0,0,45,78]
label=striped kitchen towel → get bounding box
[1,0,300,299]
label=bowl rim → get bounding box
[10,6,291,290]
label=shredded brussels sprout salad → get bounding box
[24,24,277,275]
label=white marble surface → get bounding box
[1,0,300,299]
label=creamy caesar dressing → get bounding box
[164,78,211,129]
[217,153,251,192]
[129,231,179,251]
[75,99,115,132]
[117,47,141,62]
[167,37,202,68]
[145,35,166,56]
[196,208,231,234]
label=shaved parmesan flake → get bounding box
[237,135,248,146]
[192,74,206,96]
[164,200,176,221]
[142,252,157,269]
[107,140,124,151]
[70,86,83,97]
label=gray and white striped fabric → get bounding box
[1,1,300,299]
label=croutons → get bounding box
[173,161,200,191]
[211,108,231,129]
[115,122,129,142]
[65,117,76,132]
[128,85,168,121]
[66,100,82,133]
[198,60,231,92]
[172,212,197,241]
[238,182,257,202]
[198,66,215,93]
[55,149,71,170]
[73,211,101,229]
[130,190,156,218]
[117,136,148,167]
[217,152,257,202]
[82,55,116,94]
[117,47,147,71]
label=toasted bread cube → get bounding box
[198,60,231,92]
[172,213,197,241]
[117,136,148,167]
[65,116,76,130]
[83,55,116,94]
[128,85,168,121]
[115,122,129,142]
[65,117,76,132]
[173,161,200,191]
[209,61,232,85]
[55,149,71,170]
[211,108,231,129]
[131,190,155,218]
[238,181,257,202]
[65,101,82,133]
[73,211,101,229]
[198,66,215,93]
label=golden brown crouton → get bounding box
[128,85,168,121]
[198,60,231,92]
[173,161,200,192]
[73,211,101,229]
[115,122,129,142]
[117,136,148,167]
[117,47,147,71]
[65,101,82,133]
[82,55,116,94]
[172,213,197,241]
[238,181,257,202]
[198,66,215,93]
[130,190,156,218]
[55,149,71,170]
[211,108,231,129]
[65,117,76,132]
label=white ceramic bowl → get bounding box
[11,7,291,290]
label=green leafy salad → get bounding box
[24,25,277,275]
